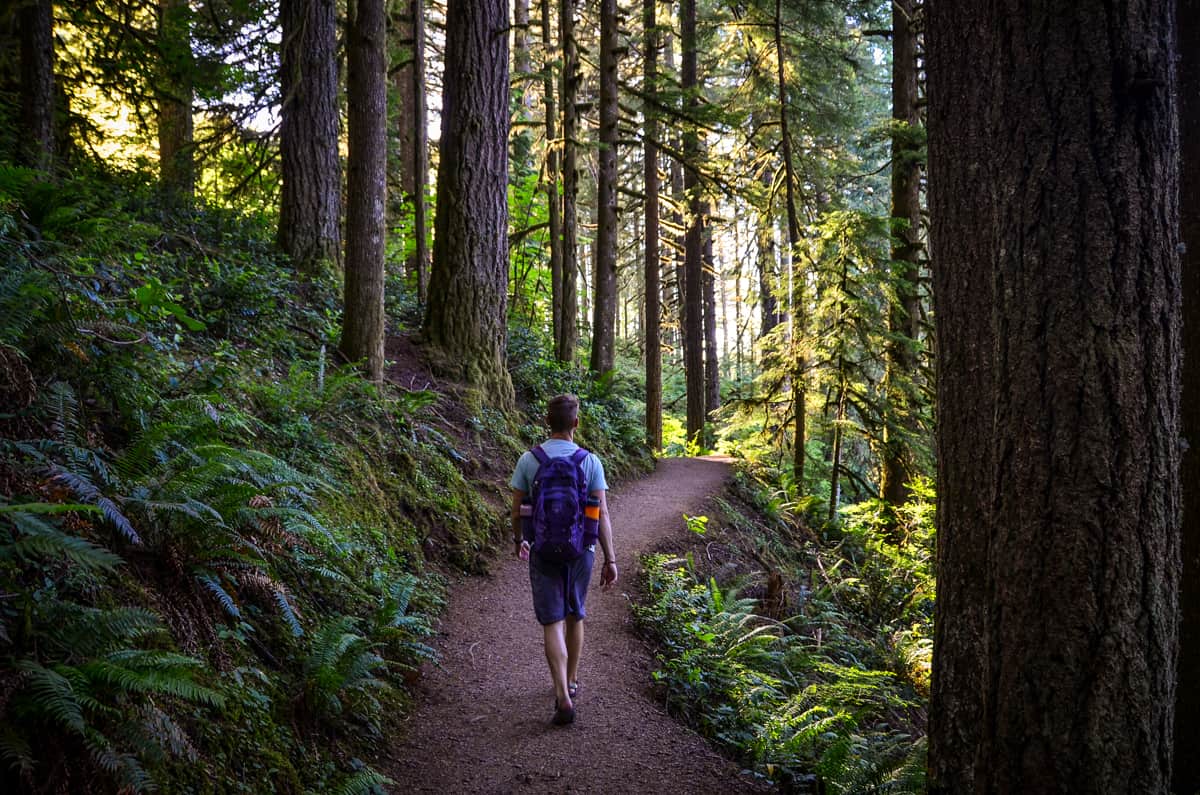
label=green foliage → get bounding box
[635,466,935,792]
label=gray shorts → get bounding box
[528,548,595,625]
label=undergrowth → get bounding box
[0,165,645,793]
[634,471,934,793]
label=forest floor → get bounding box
[387,456,769,794]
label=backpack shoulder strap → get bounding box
[531,445,551,466]
[569,446,589,465]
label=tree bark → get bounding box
[703,230,720,420]
[774,0,805,488]
[423,0,515,406]
[541,0,564,349]
[340,0,388,381]
[511,0,534,177]
[157,0,194,202]
[18,0,54,171]
[279,0,342,276]
[879,0,922,514]
[1176,2,1200,791]
[589,0,619,374]
[756,172,781,339]
[556,0,579,363]
[643,0,662,450]
[927,2,1180,791]
[681,0,705,445]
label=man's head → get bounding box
[546,394,580,433]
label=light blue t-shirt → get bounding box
[509,439,607,494]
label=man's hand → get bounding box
[600,560,618,590]
[515,539,530,560]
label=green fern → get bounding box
[325,766,394,795]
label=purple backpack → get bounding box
[529,445,591,561]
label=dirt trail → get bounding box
[389,456,765,794]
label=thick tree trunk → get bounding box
[157,0,193,202]
[1176,2,1200,791]
[556,0,579,363]
[540,0,563,348]
[703,231,719,419]
[589,0,619,374]
[927,2,1180,791]
[643,0,662,450]
[774,0,805,487]
[681,0,705,445]
[423,0,515,406]
[341,0,388,381]
[18,0,54,171]
[879,0,922,514]
[279,0,342,276]
[394,0,429,301]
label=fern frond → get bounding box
[51,468,141,544]
[3,510,122,571]
[325,766,394,795]
[197,573,241,618]
[15,660,85,734]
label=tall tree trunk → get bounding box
[774,0,805,487]
[279,0,342,276]
[394,0,429,301]
[756,180,781,339]
[18,0,54,171]
[666,32,687,369]
[541,0,563,348]
[879,0,922,516]
[703,230,720,419]
[1176,1,1200,791]
[681,0,705,445]
[589,0,619,374]
[424,0,515,406]
[511,0,534,177]
[341,0,388,381]
[157,0,193,202]
[828,373,846,522]
[926,2,1180,791]
[556,0,579,363]
[643,0,662,450]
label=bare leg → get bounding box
[542,621,572,708]
[565,616,584,688]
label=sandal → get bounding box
[568,681,580,699]
[552,698,576,726]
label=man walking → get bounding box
[511,394,618,725]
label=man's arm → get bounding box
[511,489,526,557]
[594,490,618,589]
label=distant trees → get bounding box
[393,0,429,302]
[424,0,515,405]
[278,0,342,276]
[926,1,1180,790]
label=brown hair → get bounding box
[546,394,580,433]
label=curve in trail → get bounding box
[390,456,763,794]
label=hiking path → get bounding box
[389,456,766,794]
